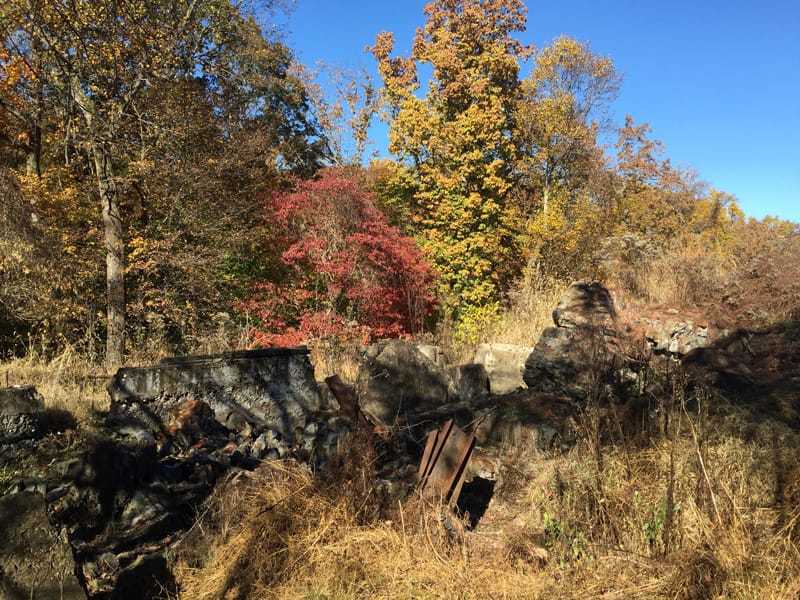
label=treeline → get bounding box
[1,0,797,365]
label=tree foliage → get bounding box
[0,0,327,357]
[240,170,436,346]
[0,0,795,360]
[371,0,531,334]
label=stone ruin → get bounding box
[1,348,347,599]
[0,281,739,599]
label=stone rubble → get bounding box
[1,348,353,599]
[473,343,533,395]
[642,318,727,356]
[0,385,45,444]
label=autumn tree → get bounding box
[304,66,381,166]
[371,0,531,336]
[241,169,436,346]
[0,0,325,364]
[516,37,619,213]
[613,115,732,243]
[514,37,620,277]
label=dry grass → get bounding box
[173,369,800,600]
[431,269,567,363]
[483,270,567,347]
[310,340,362,383]
[611,247,731,312]
[0,346,109,421]
[607,227,800,329]
[175,461,553,600]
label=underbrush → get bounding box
[0,345,108,421]
[174,456,551,600]
[480,270,566,348]
[172,366,800,599]
[605,227,800,328]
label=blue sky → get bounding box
[280,0,800,221]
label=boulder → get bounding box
[0,386,44,444]
[553,281,616,330]
[356,340,449,423]
[522,282,623,399]
[474,411,559,451]
[108,347,323,444]
[415,344,446,369]
[0,491,85,599]
[473,344,533,395]
[523,326,615,399]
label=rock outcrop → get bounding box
[552,281,616,330]
[642,317,726,356]
[524,282,620,399]
[1,348,349,599]
[471,391,576,452]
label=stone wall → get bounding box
[108,347,323,442]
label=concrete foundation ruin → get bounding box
[108,347,324,443]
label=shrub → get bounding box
[241,170,437,346]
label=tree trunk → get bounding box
[542,182,550,213]
[542,163,552,213]
[25,124,41,177]
[92,145,125,370]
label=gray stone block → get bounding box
[357,340,449,423]
[447,363,490,403]
[473,344,533,395]
[108,347,323,443]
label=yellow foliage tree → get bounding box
[371,0,531,337]
[515,37,620,277]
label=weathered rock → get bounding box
[44,434,222,598]
[415,344,446,369]
[523,326,614,398]
[357,340,449,424]
[324,375,359,420]
[1,349,356,599]
[0,491,85,599]
[643,318,724,356]
[553,281,616,330]
[251,429,290,459]
[108,348,323,443]
[447,364,490,403]
[473,344,533,395]
[0,386,44,444]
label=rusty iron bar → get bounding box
[417,420,476,506]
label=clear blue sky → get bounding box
[279,0,800,222]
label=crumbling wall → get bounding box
[108,347,323,442]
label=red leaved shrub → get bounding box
[240,170,436,346]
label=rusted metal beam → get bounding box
[417,420,476,506]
